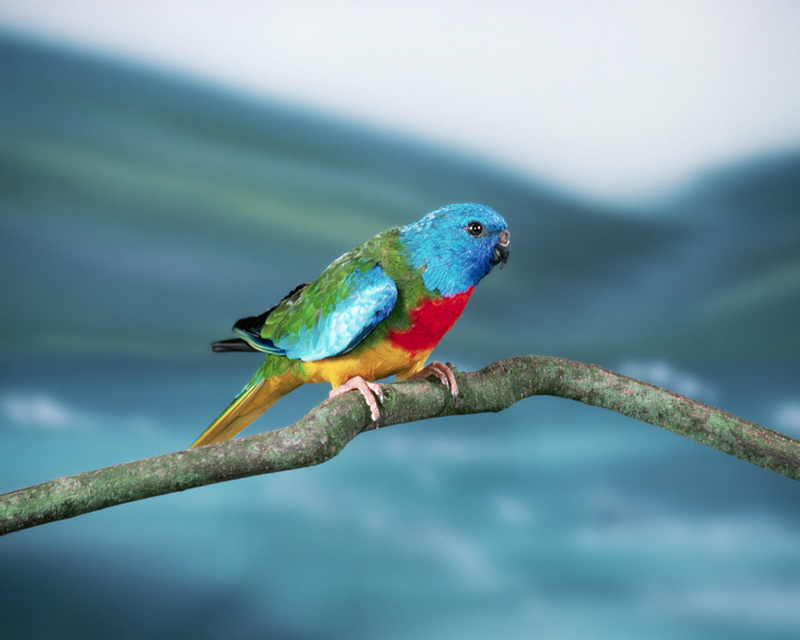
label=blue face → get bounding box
[400,203,510,297]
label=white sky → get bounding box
[1,1,799,203]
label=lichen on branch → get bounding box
[1,355,798,536]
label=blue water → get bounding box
[2,33,800,639]
[2,356,799,639]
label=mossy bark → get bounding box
[2,356,798,536]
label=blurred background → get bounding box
[1,3,799,639]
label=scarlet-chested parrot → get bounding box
[191,203,510,447]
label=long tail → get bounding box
[191,367,303,448]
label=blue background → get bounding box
[2,34,800,639]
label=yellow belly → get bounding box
[301,341,432,388]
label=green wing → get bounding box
[233,255,398,361]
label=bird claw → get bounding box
[329,376,383,422]
[409,361,459,400]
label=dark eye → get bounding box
[467,221,483,236]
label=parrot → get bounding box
[191,202,510,447]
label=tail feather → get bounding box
[211,338,257,353]
[191,371,303,447]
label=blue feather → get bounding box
[251,263,398,361]
[399,203,508,297]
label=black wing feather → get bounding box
[210,282,311,353]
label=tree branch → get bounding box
[2,355,798,536]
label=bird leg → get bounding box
[329,376,384,422]
[408,361,459,399]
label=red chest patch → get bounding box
[389,288,474,353]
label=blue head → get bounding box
[399,203,510,297]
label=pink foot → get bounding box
[409,361,459,399]
[329,376,384,422]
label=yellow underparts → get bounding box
[191,342,430,447]
[303,340,433,388]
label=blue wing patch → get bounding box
[233,262,397,362]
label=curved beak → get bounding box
[492,229,510,268]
